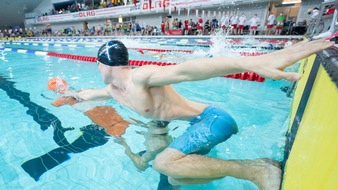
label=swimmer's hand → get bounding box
[114,137,127,146]
[52,96,79,107]
[74,87,111,101]
[247,39,334,81]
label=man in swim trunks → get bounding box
[73,39,333,189]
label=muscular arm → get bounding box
[75,85,111,101]
[135,57,243,87]
[135,39,334,87]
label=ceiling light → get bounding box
[282,0,302,4]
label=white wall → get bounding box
[33,0,54,15]
[136,14,166,27]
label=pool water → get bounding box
[0,40,292,190]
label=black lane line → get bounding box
[282,55,321,171]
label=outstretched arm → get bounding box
[135,39,334,87]
[75,85,112,101]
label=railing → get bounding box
[307,0,338,37]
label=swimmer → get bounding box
[72,39,334,189]
[137,49,187,63]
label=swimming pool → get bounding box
[0,37,294,189]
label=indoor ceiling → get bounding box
[0,0,43,28]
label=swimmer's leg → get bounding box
[168,176,223,185]
[153,148,281,190]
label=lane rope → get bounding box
[0,47,265,82]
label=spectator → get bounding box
[204,20,210,34]
[221,14,230,34]
[211,16,218,34]
[178,20,182,29]
[197,16,203,35]
[45,23,52,37]
[249,14,260,35]
[238,13,246,35]
[135,22,141,35]
[230,14,239,35]
[189,19,194,35]
[275,12,285,35]
[266,12,276,35]
[161,21,165,34]
[184,19,189,35]
[307,7,319,20]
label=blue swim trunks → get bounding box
[169,106,238,155]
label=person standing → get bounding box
[161,21,165,35]
[275,12,285,35]
[249,14,260,35]
[197,16,203,35]
[221,14,230,34]
[184,19,189,35]
[238,13,247,35]
[211,17,218,34]
[266,13,276,35]
[45,23,52,37]
[230,14,239,35]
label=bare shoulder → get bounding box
[131,65,163,84]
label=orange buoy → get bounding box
[47,77,68,94]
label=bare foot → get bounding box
[245,158,282,190]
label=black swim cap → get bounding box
[97,40,129,66]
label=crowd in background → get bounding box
[161,12,304,36]
[1,10,310,38]
[40,0,133,17]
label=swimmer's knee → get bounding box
[153,149,173,173]
[153,154,167,173]
[153,148,186,175]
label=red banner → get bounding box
[164,29,182,35]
